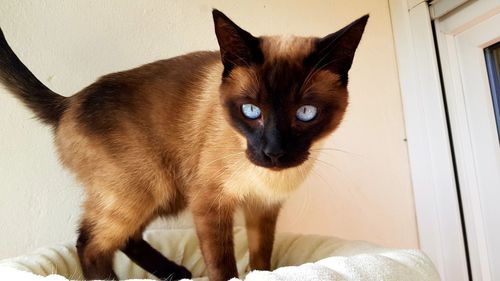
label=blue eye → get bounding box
[296,105,317,122]
[241,104,261,119]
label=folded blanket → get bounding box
[235,250,438,281]
[0,228,440,281]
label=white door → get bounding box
[434,1,500,280]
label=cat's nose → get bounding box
[263,147,285,162]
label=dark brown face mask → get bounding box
[213,9,369,169]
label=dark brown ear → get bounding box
[212,9,263,76]
[308,15,369,83]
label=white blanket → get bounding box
[0,228,440,280]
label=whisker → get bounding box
[299,66,322,94]
[309,157,341,172]
[299,38,347,95]
[309,168,337,197]
[310,148,362,157]
[311,157,360,198]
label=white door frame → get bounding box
[388,1,469,280]
[434,4,500,281]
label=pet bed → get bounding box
[0,227,439,280]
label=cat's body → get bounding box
[59,50,314,279]
[0,10,367,281]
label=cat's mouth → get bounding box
[245,149,308,171]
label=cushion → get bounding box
[0,227,440,280]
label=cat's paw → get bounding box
[162,265,192,281]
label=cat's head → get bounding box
[213,9,368,170]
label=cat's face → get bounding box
[213,10,368,170]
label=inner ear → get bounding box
[212,9,263,76]
[306,15,369,83]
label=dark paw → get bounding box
[174,265,192,280]
[159,265,192,281]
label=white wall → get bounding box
[0,0,418,259]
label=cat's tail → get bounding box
[0,28,68,126]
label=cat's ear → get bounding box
[212,9,263,76]
[308,15,369,81]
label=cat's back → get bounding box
[70,50,221,135]
[55,50,223,192]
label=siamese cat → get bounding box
[0,9,368,281]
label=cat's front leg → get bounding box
[243,202,281,271]
[191,190,238,281]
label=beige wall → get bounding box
[0,0,417,259]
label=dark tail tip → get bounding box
[0,27,67,126]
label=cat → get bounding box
[0,9,367,281]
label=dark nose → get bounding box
[263,119,285,163]
[263,146,285,162]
